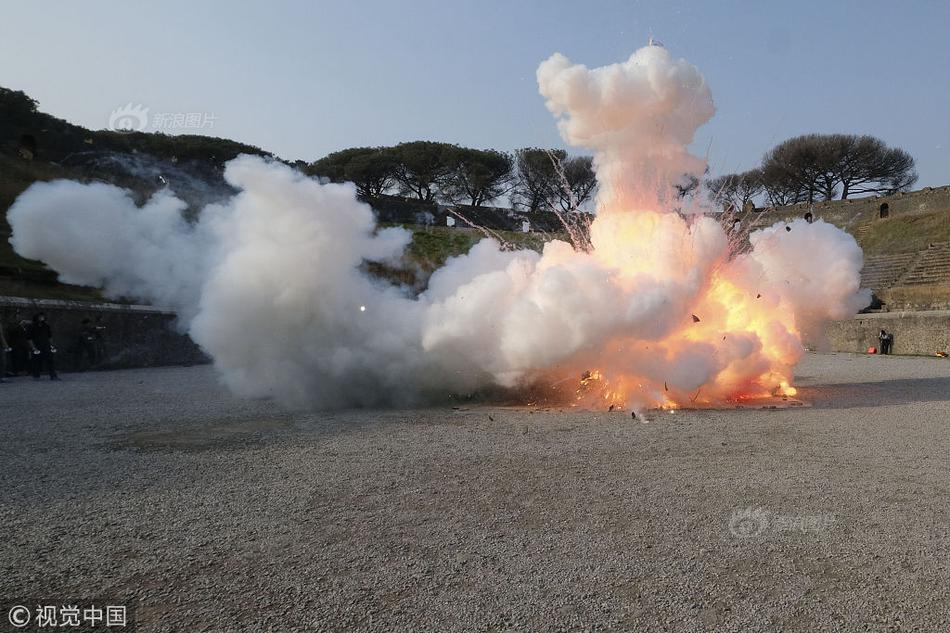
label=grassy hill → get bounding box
[857,211,950,256]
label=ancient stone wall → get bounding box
[821,310,950,356]
[755,185,950,226]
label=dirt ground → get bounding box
[2,352,949,632]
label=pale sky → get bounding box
[2,0,948,187]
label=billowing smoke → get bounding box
[7,45,870,410]
[537,44,715,211]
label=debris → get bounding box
[936,352,948,358]
[867,347,877,354]
[691,314,701,323]
[664,381,669,392]
[488,415,494,421]
[756,293,761,299]
[608,404,616,412]
[785,226,792,232]
[631,411,637,420]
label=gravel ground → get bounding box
[2,352,950,632]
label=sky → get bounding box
[1,0,948,188]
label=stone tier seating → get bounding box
[860,253,917,291]
[901,242,950,286]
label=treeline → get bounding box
[307,142,596,211]
[1,86,269,166]
[707,133,918,210]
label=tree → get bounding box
[391,141,456,201]
[512,148,596,212]
[308,147,396,198]
[761,135,830,203]
[557,155,597,211]
[760,133,917,203]
[0,87,38,120]
[835,135,917,198]
[759,160,804,206]
[443,147,514,207]
[512,148,563,212]
[707,169,762,211]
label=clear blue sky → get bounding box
[2,0,948,187]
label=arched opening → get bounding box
[879,203,890,219]
[17,134,36,159]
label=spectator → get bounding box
[878,329,894,355]
[76,318,97,371]
[10,319,32,375]
[93,316,107,363]
[27,313,59,380]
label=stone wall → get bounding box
[369,195,574,233]
[754,185,950,227]
[822,310,950,356]
[1,296,207,374]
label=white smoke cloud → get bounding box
[6,45,870,410]
[537,44,715,212]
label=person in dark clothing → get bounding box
[10,319,32,375]
[27,313,59,380]
[92,316,107,363]
[879,329,894,355]
[76,318,97,371]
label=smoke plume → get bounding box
[7,44,870,409]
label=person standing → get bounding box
[93,316,107,364]
[76,318,97,371]
[878,329,893,355]
[10,319,31,375]
[27,313,59,380]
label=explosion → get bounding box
[6,44,870,410]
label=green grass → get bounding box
[363,225,568,290]
[858,211,950,256]
[400,225,566,274]
[402,225,560,270]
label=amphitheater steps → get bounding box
[901,242,950,286]
[860,252,918,290]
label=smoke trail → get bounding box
[7,44,870,409]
